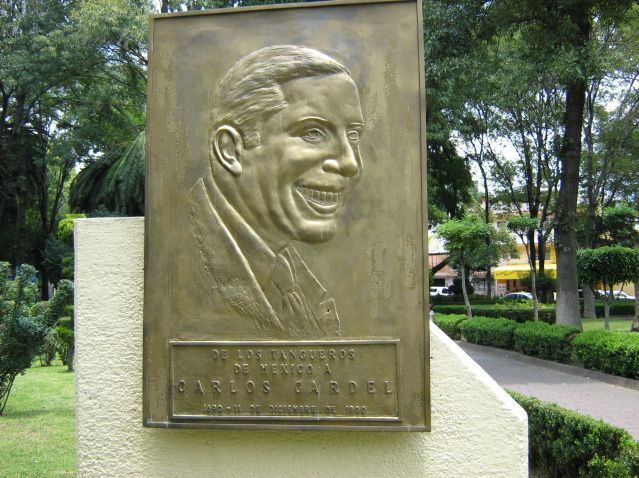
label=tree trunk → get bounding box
[531,268,539,322]
[632,282,639,332]
[537,235,548,303]
[604,294,612,331]
[554,8,590,331]
[66,343,75,372]
[583,286,597,319]
[460,262,472,319]
[482,167,493,298]
[554,86,587,328]
[0,374,17,416]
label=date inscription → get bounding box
[170,340,399,421]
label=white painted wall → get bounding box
[75,218,528,478]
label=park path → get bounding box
[458,341,639,440]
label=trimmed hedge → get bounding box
[429,295,500,305]
[436,311,639,379]
[580,301,635,317]
[433,313,468,340]
[432,304,555,323]
[596,302,635,317]
[513,322,580,363]
[572,330,639,379]
[460,316,517,349]
[510,391,639,478]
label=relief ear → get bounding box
[211,125,244,176]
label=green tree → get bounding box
[70,131,145,215]
[426,0,636,327]
[437,218,491,318]
[0,0,151,297]
[577,247,639,330]
[579,7,639,319]
[602,203,639,332]
[0,263,73,415]
[508,216,543,323]
[423,0,482,223]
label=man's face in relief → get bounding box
[235,72,364,247]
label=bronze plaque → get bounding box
[144,0,429,431]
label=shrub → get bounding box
[56,305,75,371]
[596,302,635,317]
[429,295,499,306]
[447,277,475,296]
[433,303,555,323]
[460,316,517,349]
[0,263,73,415]
[580,301,635,317]
[572,330,639,379]
[513,322,580,363]
[433,313,468,339]
[520,270,556,294]
[510,391,638,478]
[38,329,59,367]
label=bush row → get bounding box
[460,317,517,349]
[580,301,636,317]
[429,295,500,305]
[510,391,639,478]
[594,302,635,317]
[432,304,555,323]
[457,318,579,361]
[431,314,468,340]
[514,322,580,363]
[434,312,639,377]
[573,330,639,379]
[432,300,635,323]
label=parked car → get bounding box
[598,290,636,300]
[614,291,635,300]
[430,286,452,297]
[503,292,533,300]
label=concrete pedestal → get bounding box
[75,218,528,477]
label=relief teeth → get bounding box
[298,187,340,205]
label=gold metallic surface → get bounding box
[144,0,429,431]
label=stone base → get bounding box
[75,218,527,477]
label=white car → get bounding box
[503,292,533,300]
[614,291,635,300]
[430,286,452,297]
[597,290,635,300]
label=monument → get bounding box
[144,0,429,430]
[74,2,528,475]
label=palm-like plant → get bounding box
[70,131,145,216]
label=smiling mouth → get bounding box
[296,186,343,214]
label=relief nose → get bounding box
[322,134,360,177]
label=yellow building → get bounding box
[493,243,557,295]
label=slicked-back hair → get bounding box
[211,45,351,149]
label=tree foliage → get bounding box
[437,217,492,317]
[577,246,639,330]
[0,263,73,415]
[0,0,150,297]
[601,203,638,247]
[70,130,145,215]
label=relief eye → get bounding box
[301,128,326,143]
[347,130,361,143]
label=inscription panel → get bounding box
[171,341,399,421]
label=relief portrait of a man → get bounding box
[188,45,364,338]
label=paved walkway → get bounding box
[458,341,639,440]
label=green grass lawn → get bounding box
[0,362,75,478]
[581,317,635,332]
